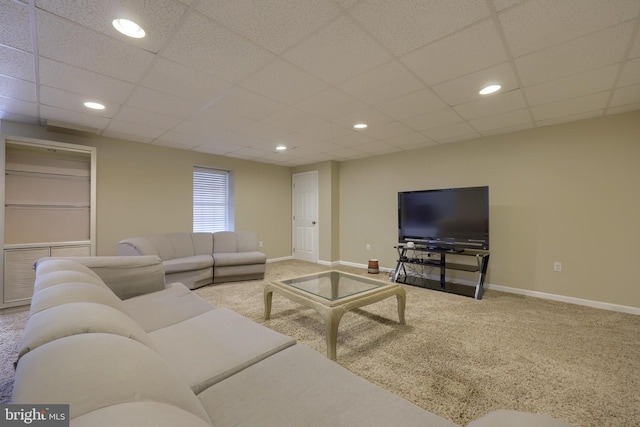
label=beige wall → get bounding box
[338,111,640,308]
[1,121,292,259]
[3,111,639,308]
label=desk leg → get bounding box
[263,287,273,320]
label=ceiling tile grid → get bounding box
[0,0,638,166]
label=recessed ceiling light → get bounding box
[276,145,287,151]
[112,18,145,38]
[353,123,368,129]
[479,84,501,95]
[84,101,105,110]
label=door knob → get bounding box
[312,221,316,225]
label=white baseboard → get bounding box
[485,283,640,315]
[329,260,640,315]
[266,256,293,263]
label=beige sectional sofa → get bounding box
[12,256,574,427]
[117,231,266,289]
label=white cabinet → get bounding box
[1,136,96,309]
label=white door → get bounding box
[292,171,318,263]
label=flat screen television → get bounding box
[398,186,489,250]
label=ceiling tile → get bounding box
[357,120,415,140]
[618,58,640,87]
[103,121,161,142]
[196,0,340,54]
[525,64,619,106]
[261,107,325,133]
[141,58,231,104]
[492,0,527,12]
[171,120,233,140]
[39,86,118,118]
[423,122,479,142]
[239,59,328,105]
[610,84,640,108]
[0,45,34,81]
[127,86,204,118]
[536,110,604,128]
[188,105,254,131]
[454,90,527,120]
[339,61,425,104]
[153,130,202,150]
[0,95,37,117]
[210,87,285,120]
[0,75,36,102]
[113,105,182,129]
[384,132,436,149]
[39,58,134,104]
[35,0,187,54]
[349,0,490,56]
[352,140,400,155]
[330,130,376,147]
[402,19,508,86]
[432,62,518,106]
[499,0,640,56]
[516,21,634,86]
[295,120,353,140]
[39,105,111,131]
[294,88,369,120]
[327,106,394,128]
[373,89,446,120]
[161,11,275,84]
[36,10,155,83]
[283,15,392,84]
[401,108,463,132]
[469,108,533,132]
[235,121,291,141]
[531,92,610,121]
[0,0,32,52]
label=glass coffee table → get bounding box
[264,270,406,360]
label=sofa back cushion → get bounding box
[213,231,237,253]
[34,270,108,293]
[117,236,161,257]
[72,402,213,427]
[168,233,196,258]
[191,233,214,255]
[29,282,125,316]
[17,302,153,362]
[12,333,212,424]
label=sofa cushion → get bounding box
[55,256,166,299]
[167,233,196,258]
[213,251,266,267]
[12,333,212,424]
[34,258,102,280]
[197,344,459,427]
[29,282,125,316]
[17,302,153,362]
[146,235,177,260]
[212,231,237,253]
[163,255,213,274]
[191,233,213,255]
[117,236,161,257]
[122,283,215,332]
[149,308,296,394]
[71,402,213,427]
[466,410,574,427]
[34,270,107,293]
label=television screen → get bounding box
[398,186,489,250]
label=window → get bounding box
[193,167,234,232]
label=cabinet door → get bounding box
[3,247,50,303]
[51,245,91,257]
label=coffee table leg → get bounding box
[264,287,273,320]
[396,289,406,325]
[321,309,343,361]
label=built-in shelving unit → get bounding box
[1,135,96,309]
[392,244,490,299]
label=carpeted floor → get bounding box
[2,259,639,426]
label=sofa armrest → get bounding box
[43,256,167,300]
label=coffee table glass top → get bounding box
[278,271,386,301]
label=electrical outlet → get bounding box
[259,241,263,248]
[553,262,562,272]
[366,244,371,251]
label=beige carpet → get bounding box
[2,260,639,426]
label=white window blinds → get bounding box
[193,167,231,233]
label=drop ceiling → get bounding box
[1,0,639,166]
